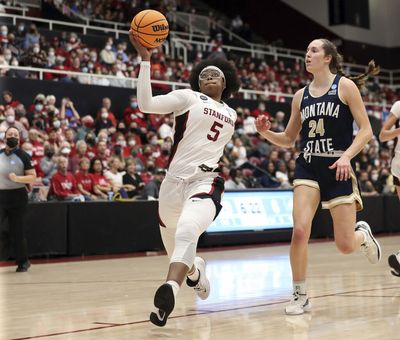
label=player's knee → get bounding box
[335,239,355,254]
[175,227,198,245]
[292,224,310,244]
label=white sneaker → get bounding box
[356,221,381,264]
[186,256,210,300]
[285,292,312,315]
[388,252,400,277]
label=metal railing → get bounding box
[8,0,39,8]
[0,12,398,89]
[0,65,395,110]
[0,4,28,15]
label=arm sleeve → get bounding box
[137,61,195,114]
[17,150,34,170]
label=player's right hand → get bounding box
[128,29,152,61]
[255,114,272,134]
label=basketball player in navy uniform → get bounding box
[128,30,240,326]
[256,39,381,315]
[379,100,400,277]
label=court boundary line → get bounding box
[11,285,400,340]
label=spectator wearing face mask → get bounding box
[98,97,117,126]
[23,43,47,68]
[100,42,116,65]
[27,94,45,126]
[0,25,8,44]
[40,144,57,185]
[155,143,170,169]
[23,24,40,50]
[95,107,114,134]
[0,107,28,141]
[123,95,146,127]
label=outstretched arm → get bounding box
[255,89,302,148]
[129,30,193,114]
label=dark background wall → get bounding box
[16,195,400,257]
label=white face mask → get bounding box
[6,115,15,123]
[25,150,33,156]
[105,45,112,51]
[61,147,71,155]
[101,112,109,120]
[35,104,43,111]
[371,174,379,181]
[53,120,61,129]
[33,47,40,54]
[117,140,126,147]
[128,140,136,146]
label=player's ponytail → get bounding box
[320,39,380,90]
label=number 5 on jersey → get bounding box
[207,121,224,141]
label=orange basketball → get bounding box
[131,10,169,49]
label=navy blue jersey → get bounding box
[299,75,353,154]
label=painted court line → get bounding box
[11,285,400,340]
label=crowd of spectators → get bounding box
[0,18,398,109]
[0,88,397,203]
[0,5,398,201]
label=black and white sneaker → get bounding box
[149,283,175,327]
[186,256,210,300]
[388,252,400,277]
[356,221,381,264]
[285,291,312,315]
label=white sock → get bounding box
[166,280,180,298]
[187,267,200,282]
[293,281,306,295]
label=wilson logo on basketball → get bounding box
[155,37,166,43]
[152,24,169,32]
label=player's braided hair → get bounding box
[319,38,380,90]
[189,58,241,101]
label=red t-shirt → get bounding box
[75,171,94,193]
[50,171,79,198]
[90,173,110,187]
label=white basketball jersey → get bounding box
[168,90,237,179]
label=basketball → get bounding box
[131,10,169,49]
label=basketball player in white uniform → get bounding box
[129,30,241,326]
[379,100,400,277]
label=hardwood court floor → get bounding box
[1,236,400,340]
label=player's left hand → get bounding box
[9,172,18,182]
[329,155,351,181]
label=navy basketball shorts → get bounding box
[293,154,363,211]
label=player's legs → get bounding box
[330,202,363,254]
[388,183,400,276]
[290,185,320,281]
[167,197,215,283]
[150,197,216,326]
[286,184,320,315]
